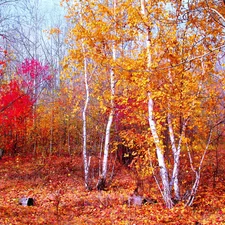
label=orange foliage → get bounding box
[0,154,224,224]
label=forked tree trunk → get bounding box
[148,93,173,208]
[185,130,212,206]
[140,0,174,208]
[167,112,187,201]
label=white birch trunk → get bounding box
[79,1,90,189]
[101,0,117,181]
[168,107,188,200]
[141,0,173,208]
[148,93,173,208]
[186,129,212,206]
[82,43,90,189]
[102,108,114,179]
[167,65,181,200]
[167,112,180,199]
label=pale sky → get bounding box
[41,0,63,13]
[40,0,66,27]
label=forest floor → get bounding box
[0,152,225,225]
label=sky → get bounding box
[42,0,62,10]
[41,0,64,14]
[39,0,66,28]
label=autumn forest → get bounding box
[0,0,225,224]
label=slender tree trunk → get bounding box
[82,43,91,190]
[67,122,71,155]
[167,112,180,200]
[185,129,212,206]
[79,1,91,190]
[100,0,117,188]
[50,106,53,155]
[101,46,116,182]
[102,108,114,180]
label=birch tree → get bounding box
[140,0,173,208]
[135,0,224,208]
[82,43,91,189]
[113,0,224,208]
[78,1,91,189]
[99,0,117,190]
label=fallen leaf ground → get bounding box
[0,153,224,224]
